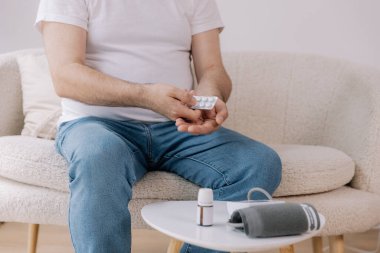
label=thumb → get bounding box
[215,102,228,125]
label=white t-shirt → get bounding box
[35,0,224,123]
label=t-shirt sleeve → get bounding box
[35,0,89,32]
[191,0,224,35]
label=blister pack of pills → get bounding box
[191,96,218,110]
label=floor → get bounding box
[0,222,378,253]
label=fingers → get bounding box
[171,103,202,123]
[175,100,228,135]
[176,118,191,132]
[171,90,229,135]
[214,100,228,125]
[170,88,196,107]
[188,120,219,135]
[176,118,219,135]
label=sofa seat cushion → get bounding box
[271,144,355,197]
[2,177,379,235]
[0,136,200,200]
[0,136,354,197]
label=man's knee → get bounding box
[246,145,282,195]
[261,147,282,192]
[215,142,282,201]
[68,135,137,188]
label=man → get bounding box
[36,0,282,252]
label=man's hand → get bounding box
[179,28,231,135]
[145,83,202,123]
[175,97,228,135]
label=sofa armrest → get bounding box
[0,52,24,136]
[322,64,380,195]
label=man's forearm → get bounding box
[53,62,150,108]
[195,65,232,102]
[52,62,201,122]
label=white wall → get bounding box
[0,1,42,52]
[1,0,379,68]
[217,0,380,68]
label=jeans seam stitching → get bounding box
[163,155,231,186]
[142,124,153,163]
[68,191,78,251]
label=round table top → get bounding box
[141,201,325,252]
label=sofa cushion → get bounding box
[0,136,199,200]
[2,176,378,235]
[0,136,355,198]
[270,144,355,196]
[17,54,61,140]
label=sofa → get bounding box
[1,49,380,253]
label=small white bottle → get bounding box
[196,188,214,226]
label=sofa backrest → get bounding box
[221,52,380,195]
[223,52,373,144]
[1,49,380,194]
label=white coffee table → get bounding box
[141,201,325,253]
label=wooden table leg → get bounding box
[280,244,295,253]
[167,238,183,253]
[312,236,323,253]
[329,235,344,253]
[27,224,40,253]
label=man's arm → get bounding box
[192,29,232,103]
[176,28,232,134]
[42,22,200,122]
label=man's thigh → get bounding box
[152,125,282,200]
[56,117,149,185]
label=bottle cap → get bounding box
[198,188,213,206]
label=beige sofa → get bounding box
[1,49,380,253]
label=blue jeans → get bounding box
[55,116,282,253]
